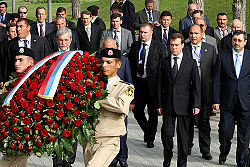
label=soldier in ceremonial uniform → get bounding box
[83,48,134,167]
[0,47,34,167]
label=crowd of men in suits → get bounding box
[0,0,250,166]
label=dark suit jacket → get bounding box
[128,39,167,97]
[134,9,160,30]
[77,17,106,32]
[118,55,133,84]
[213,49,250,111]
[1,12,10,39]
[0,39,9,82]
[30,21,55,36]
[77,23,102,52]
[158,53,201,115]
[220,33,250,52]
[152,26,178,54]
[184,42,217,102]
[51,19,76,30]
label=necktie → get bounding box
[138,43,147,76]
[0,14,3,23]
[172,57,178,78]
[235,54,242,78]
[148,11,152,22]
[114,30,119,49]
[86,26,91,41]
[40,24,44,37]
[23,40,28,47]
[163,29,168,47]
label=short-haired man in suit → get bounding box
[51,7,76,30]
[0,2,10,39]
[128,23,167,148]
[17,6,34,25]
[157,33,201,167]
[30,6,55,37]
[77,10,102,52]
[213,30,250,167]
[184,24,217,160]
[134,0,160,30]
[152,11,178,55]
[214,13,231,40]
[101,13,133,55]
[87,5,106,32]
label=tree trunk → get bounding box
[232,0,246,31]
[188,0,204,11]
[153,0,160,11]
[72,0,81,19]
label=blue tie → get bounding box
[148,11,152,22]
[235,54,242,78]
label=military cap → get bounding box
[15,47,34,59]
[100,48,121,59]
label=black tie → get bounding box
[138,43,147,76]
[114,30,119,48]
[23,40,28,47]
[172,57,178,78]
[163,29,168,51]
[148,11,152,22]
[0,14,3,23]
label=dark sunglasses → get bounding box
[18,12,27,14]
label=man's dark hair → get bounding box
[16,18,30,26]
[217,13,227,20]
[111,3,122,13]
[56,7,66,14]
[192,10,204,17]
[36,6,46,15]
[145,0,153,5]
[233,30,247,40]
[170,33,184,44]
[6,22,16,32]
[18,6,28,13]
[110,13,121,20]
[0,2,7,8]
[81,10,92,18]
[160,11,172,19]
[87,5,99,16]
[10,13,19,22]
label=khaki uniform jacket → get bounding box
[95,77,134,138]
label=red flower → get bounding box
[77,64,83,69]
[65,93,71,99]
[80,101,85,106]
[8,112,13,117]
[14,135,21,141]
[74,119,81,126]
[27,146,32,152]
[69,67,76,73]
[27,92,34,99]
[10,144,15,150]
[21,100,29,109]
[57,110,64,118]
[3,132,8,138]
[62,70,68,76]
[18,144,23,150]
[85,65,91,71]
[64,79,70,85]
[70,82,76,91]
[40,129,48,137]
[33,113,41,120]
[89,56,96,62]
[85,71,92,78]
[11,127,17,133]
[25,135,30,141]
[23,117,31,124]
[60,77,64,83]
[39,98,46,104]
[63,130,71,137]
[23,126,30,133]
[75,52,80,57]
[92,75,98,82]
[4,121,9,127]
[11,105,17,113]
[83,51,89,57]
[81,112,88,119]
[12,118,17,123]
[64,117,69,123]
[32,135,37,140]
[47,109,55,116]
[95,90,102,97]
[69,61,75,67]
[57,103,64,109]
[86,92,92,99]
[66,101,73,110]
[73,109,79,115]
[36,141,42,147]
[27,107,33,114]
[68,73,75,79]
[35,123,42,130]
[30,101,36,107]
[98,81,105,88]
[93,66,98,72]
[52,124,58,130]
[48,136,56,142]
[56,94,64,101]
[37,104,43,110]
[75,78,81,85]
[76,72,83,79]
[77,85,84,93]
[47,99,54,106]
[46,119,53,125]
[19,112,25,118]
[91,83,96,89]
[73,96,80,103]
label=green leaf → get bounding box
[46,142,54,156]
[94,101,100,109]
[54,140,61,158]
[77,128,85,146]
[61,139,73,153]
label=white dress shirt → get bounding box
[113,27,122,50]
[218,27,229,38]
[18,33,31,48]
[37,21,46,36]
[137,39,151,78]
[161,25,169,40]
[171,52,183,70]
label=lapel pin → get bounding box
[205,49,207,51]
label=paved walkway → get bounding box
[1,111,239,167]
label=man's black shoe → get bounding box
[109,162,117,167]
[237,164,244,167]
[202,153,212,160]
[187,147,192,155]
[219,155,227,164]
[119,161,128,167]
[147,141,154,148]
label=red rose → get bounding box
[80,101,85,106]
[23,117,31,124]
[91,83,96,89]
[89,56,96,62]
[47,109,55,116]
[85,80,90,86]
[25,135,30,141]
[19,112,25,118]
[57,103,64,109]
[85,71,92,78]
[32,89,38,95]
[27,107,33,114]
[69,61,75,67]
[70,82,76,91]
[64,79,70,85]
[27,146,32,152]
[21,100,29,109]
[64,117,69,123]
[37,104,43,110]
[73,96,80,103]
[46,119,53,125]
[30,101,36,107]
[35,123,42,130]
[10,144,15,150]
[83,51,89,57]
[85,65,91,71]
[4,121,9,127]
[95,90,102,97]
[8,112,13,117]
[40,129,48,137]
[48,136,56,142]
[77,64,83,69]
[33,113,41,120]
[39,98,46,104]
[3,132,8,138]
[32,135,37,140]
[69,67,76,73]
[53,124,58,130]
[81,112,88,119]
[73,109,79,115]
[92,76,98,82]
[62,70,68,76]
[60,77,64,83]
[93,66,98,72]
[95,59,100,64]
[11,127,17,133]
[74,119,81,126]
[68,73,75,79]
[98,81,105,88]
[36,141,42,147]
[65,93,71,99]
[75,52,80,57]
[14,135,21,141]
[11,105,17,113]
[66,101,73,110]
[63,130,71,137]
[76,72,83,79]
[23,126,30,133]
[12,118,17,123]
[18,144,23,150]
[86,92,92,99]
[0,129,5,134]
[30,83,37,90]
[27,92,34,100]
[75,78,81,85]
[47,99,54,106]
[56,94,64,101]
[77,85,84,93]
[57,110,64,118]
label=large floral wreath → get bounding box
[0,51,107,161]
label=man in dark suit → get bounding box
[87,5,106,32]
[77,10,102,52]
[0,2,10,39]
[17,6,34,25]
[46,16,80,53]
[185,25,217,160]
[134,0,160,30]
[213,30,250,167]
[152,11,178,55]
[158,33,201,167]
[128,23,167,148]
[214,13,231,40]
[51,7,76,30]
[30,6,55,37]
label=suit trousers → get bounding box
[112,117,128,163]
[84,136,120,167]
[161,113,190,167]
[133,77,158,142]
[0,155,28,167]
[189,102,211,154]
[219,98,250,165]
